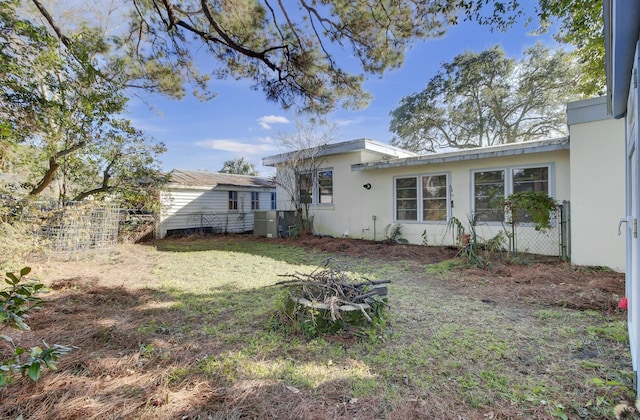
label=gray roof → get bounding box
[262,138,418,166]
[168,169,275,189]
[352,137,570,171]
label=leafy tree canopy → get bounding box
[389,43,579,153]
[0,0,168,210]
[466,0,604,96]
[18,1,602,114]
[219,157,259,176]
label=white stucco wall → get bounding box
[271,117,626,268]
[305,148,570,256]
[568,99,626,271]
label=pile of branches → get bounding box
[277,260,390,331]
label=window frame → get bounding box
[298,168,334,207]
[251,191,260,210]
[270,192,277,210]
[472,169,506,223]
[393,172,451,223]
[317,169,334,205]
[471,163,554,224]
[228,191,238,211]
[298,171,314,205]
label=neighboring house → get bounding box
[157,169,275,238]
[263,96,625,270]
[604,0,640,391]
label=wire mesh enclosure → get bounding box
[507,201,569,259]
[38,201,120,258]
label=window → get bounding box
[297,168,334,206]
[395,173,450,222]
[512,167,549,223]
[298,172,313,204]
[317,169,333,204]
[270,192,277,210]
[473,170,505,222]
[422,175,448,221]
[472,165,551,222]
[395,177,418,220]
[228,191,238,210]
[251,192,260,210]
[513,167,548,193]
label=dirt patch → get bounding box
[260,234,625,313]
[264,234,460,264]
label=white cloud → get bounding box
[258,115,290,129]
[195,138,279,155]
[333,117,363,127]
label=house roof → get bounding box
[604,0,640,118]
[262,138,418,166]
[351,137,570,171]
[168,169,275,189]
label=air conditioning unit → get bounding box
[253,211,278,238]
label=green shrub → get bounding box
[1,267,72,386]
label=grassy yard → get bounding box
[0,235,636,419]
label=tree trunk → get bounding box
[28,140,86,196]
[72,167,112,201]
[29,157,59,196]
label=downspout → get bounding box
[372,215,377,241]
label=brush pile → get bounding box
[277,260,390,335]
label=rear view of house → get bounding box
[157,169,275,238]
[263,97,625,271]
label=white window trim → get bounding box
[316,168,334,206]
[470,163,555,224]
[228,191,239,211]
[299,168,334,207]
[251,191,260,210]
[393,172,451,223]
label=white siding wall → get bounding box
[158,188,274,238]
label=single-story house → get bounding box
[157,169,276,238]
[263,96,625,271]
[604,0,640,390]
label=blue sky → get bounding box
[128,16,558,176]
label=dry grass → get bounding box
[0,234,635,419]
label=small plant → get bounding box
[446,216,485,267]
[446,216,466,246]
[505,191,558,231]
[383,223,408,244]
[1,267,72,386]
[421,229,429,246]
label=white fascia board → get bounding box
[351,138,570,171]
[166,184,274,191]
[166,184,217,190]
[262,138,417,166]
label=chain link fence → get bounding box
[506,201,569,259]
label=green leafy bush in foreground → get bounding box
[0,267,72,386]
